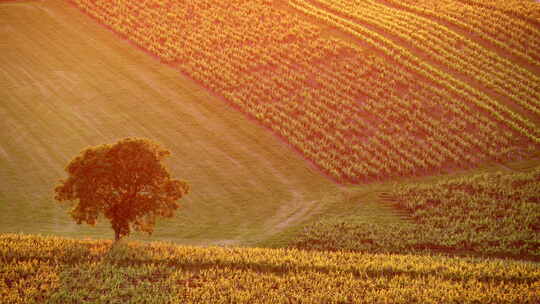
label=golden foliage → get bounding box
[304,0,540,117]
[292,166,540,257]
[1,233,539,303]
[392,166,540,255]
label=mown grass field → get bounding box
[0,0,344,245]
[1,0,540,302]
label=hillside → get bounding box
[1,0,539,252]
[0,0,341,245]
[65,0,540,184]
[2,234,539,303]
[1,1,540,302]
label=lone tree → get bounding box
[54,138,189,242]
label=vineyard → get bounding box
[2,234,540,303]
[291,165,540,258]
[297,0,540,117]
[65,0,540,184]
[2,1,540,302]
[382,0,540,64]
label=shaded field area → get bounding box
[2,234,539,304]
[0,0,342,245]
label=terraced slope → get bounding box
[0,0,341,245]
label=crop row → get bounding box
[2,234,540,303]
[288,0,540,142]
[292,165,540,257]
[246,50,520,181]
[68,0,539,183]
[306,0,540,118]
[460,0,540,23]
[385,0,540,65]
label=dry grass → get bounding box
[0,0,345,245]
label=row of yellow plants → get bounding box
[288,0,540,144]
[2,233,540,303]
[387,0,540,65]
[308,0,540,117]
[461,0,540,21]
[392,165,540,255]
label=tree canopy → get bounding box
[54,138,189,241]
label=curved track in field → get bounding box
[0,0,350,245]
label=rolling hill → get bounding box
[1,0,540,302]
[0,0,343,245]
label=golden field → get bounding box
[1,234,539,303]
[1,0,539,302]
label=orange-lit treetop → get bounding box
[54,138,190,241]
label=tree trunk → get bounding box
[114,230,120,242]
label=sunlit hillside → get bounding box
[1,0,540,302]
[290,164,540,259]
[66,0,540,183]
[0,0,341,245]
[3,0,538,243]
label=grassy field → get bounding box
[0,0,347,245]
[2,234,539,303]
